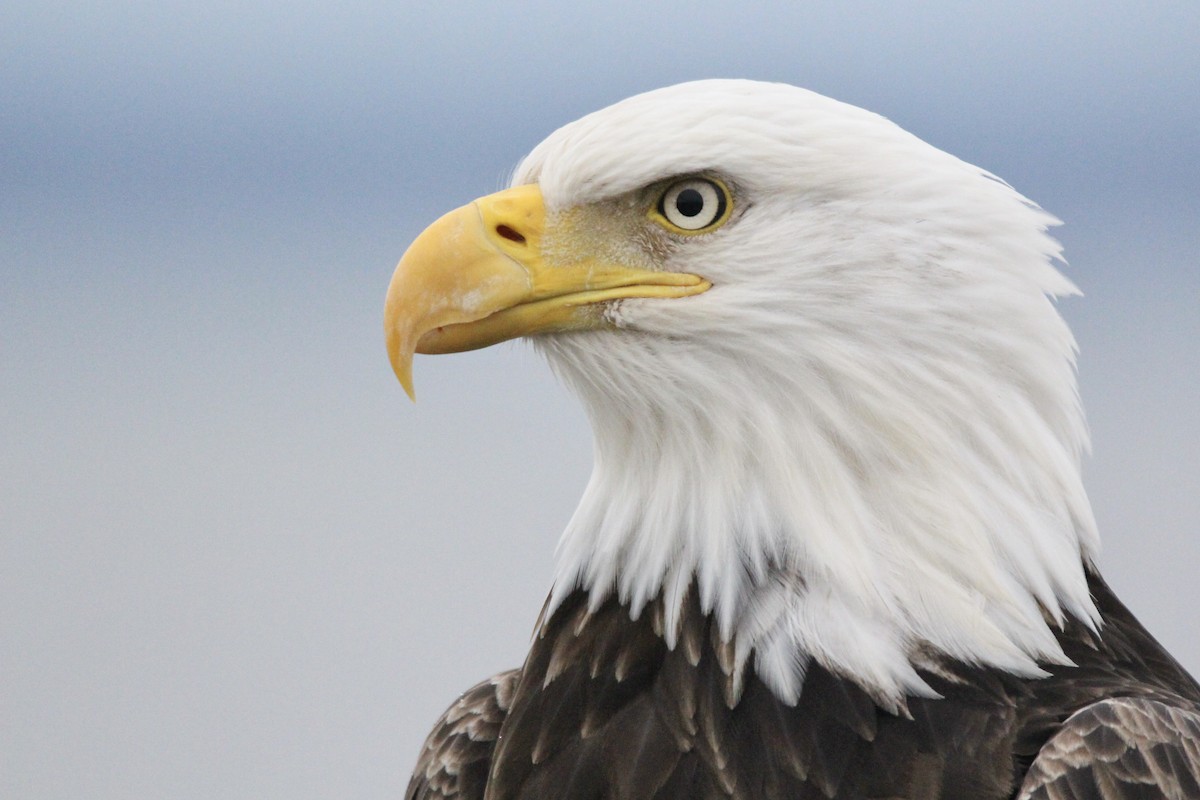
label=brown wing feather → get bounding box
[406,670,520,800]
[407,574,1200,799]
[1018,697,1200,800]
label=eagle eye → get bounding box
[652,177,731,234]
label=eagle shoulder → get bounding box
[1017,696,1200,800]
[406,670,520,800]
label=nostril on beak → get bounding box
[495,224,526,244]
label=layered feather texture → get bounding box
[408,576,1200,799]
[512,80,1101,708]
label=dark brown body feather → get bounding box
[408,572,1200,799]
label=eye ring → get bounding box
[651,177,732,234]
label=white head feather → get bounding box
[513,80,1099,709]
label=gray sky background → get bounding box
[2,3,1197,798]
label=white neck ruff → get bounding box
[537,306,1099,710]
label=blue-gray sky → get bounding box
[2,3,1197,798]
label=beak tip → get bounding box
[386,325,418,403]
[392,354,417,403]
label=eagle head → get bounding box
[385,80,1100,708]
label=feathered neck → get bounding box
[536,287,1100,710]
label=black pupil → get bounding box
[675,188,705,217]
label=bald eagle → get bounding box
[387,81,1200,799]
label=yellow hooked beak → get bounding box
[384,184,711,399]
